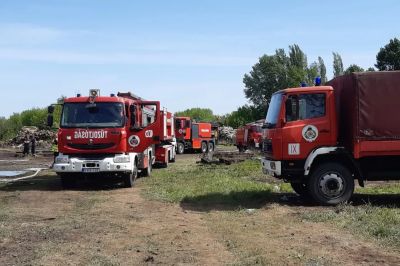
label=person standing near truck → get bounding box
[30,135,36,156]
[22,135,30,156]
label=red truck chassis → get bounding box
[261,72,400,205]
[49,90,176,188]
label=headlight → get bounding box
[55,156,69,164]
[113,155,130,163]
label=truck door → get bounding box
[244,129,249,146]
[282,92,333,160]
[127,101,160,153]
[191,124,201,149]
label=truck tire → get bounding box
[60,174,77,189]
[290,182,309,197]
[238,144,244,152]
[142,161,152,177]
[308,163,354,205]
[201,142,208,153]
[208,142,214,152]
[123,164,138,188]
[177,142,185,154]
[238,145,247,153]
[162,154,169,168]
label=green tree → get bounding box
[20,108,48,129]
[307,62,319,85]
[287,44,309,87]
[0,117,7,140]
[243,53,287,108]
[333,52,344,77]
[175,108,215,122]
[344,64,365,74]
[0,95,66,141]
[318,56,327,84]
[0,113,23,140]
[244,44,325,110]
[375,38,400,70]
[225,105,265,128]
[367,67,375,72]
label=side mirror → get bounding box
[48,105,55,114]
[129,104,137,129]
[47,115,54,127]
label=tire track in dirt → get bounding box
[0,174,234,265]
[203,204,400,265]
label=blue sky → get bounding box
[0,0,399,118]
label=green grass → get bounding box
[302,203,400,250]
[142,159,279,207]
[356,183,400,195]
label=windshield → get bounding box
[252,126,262,133]
[265,93,283,128]
[61,102,124,128]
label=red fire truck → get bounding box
[261,71,400,205]
[235,120,263,152]
[47,90,176,188]
[174,117,215,154]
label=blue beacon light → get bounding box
[315,76,322,86]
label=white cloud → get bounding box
[0,23,66,44]
[0,48,254,67]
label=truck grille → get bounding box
[262,139,273,153]
[67,143,115,150]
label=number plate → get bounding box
[82,168,100,173]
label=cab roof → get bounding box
[274,86,333,95]
[64,96,125,103]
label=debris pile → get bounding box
[218,126,236,144]
[9,126,56,148]
[200,150,254,165]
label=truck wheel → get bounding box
[60,174,77,189]
[162,154,169,168]
[308,163,354,205]
[290,182,309,197]
[201,142,208,153]
[177,143,185,154]
[208,142,214,152]
[123,166,138,188]
[142,161,152,177]
[238,145,244,153]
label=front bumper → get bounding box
[261,158,282,177]
[53,154,134,174]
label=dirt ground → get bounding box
[0,149,399,265]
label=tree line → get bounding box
[177,38,400,128]
[0,38,399,141]
[0,98,63,141]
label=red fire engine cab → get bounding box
[235,120,263,152]
[47,90,176,188]
[174,117,215,154]
[261,72,400,205]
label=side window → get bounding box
[286,95,299,122]
[175,119,182,129]
[285,93,325,122]
[141,104,156,127]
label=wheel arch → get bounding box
[304,147,362,180]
